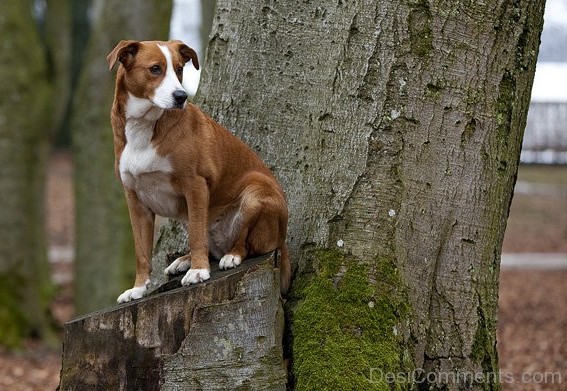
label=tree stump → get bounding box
[58,253,287,390]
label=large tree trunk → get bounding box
[0,1,55,347]
[71,0,172,315]
[152,0,543,389]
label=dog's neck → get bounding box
[125,92,164,123]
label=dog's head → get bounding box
[107,40,199,110]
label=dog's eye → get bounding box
[149,65,161,75]
[176,66,184,74]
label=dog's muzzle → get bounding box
[172,90,188,109]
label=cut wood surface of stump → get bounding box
[58,253,287,391]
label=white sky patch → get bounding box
[170,0,203,97]
[530,62,567,102]
[544,0,567,25]
[388,209,396,217]
[530,0,567,102]
[337,239,345,248]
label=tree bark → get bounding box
[44,0,72,138]
[0,1,55,347]
[71,0,172,315]
[59,254,286,390]
[199,0,217,59]
[151,0,543,389]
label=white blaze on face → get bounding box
[151,44,186,109]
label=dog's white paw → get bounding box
[219,254,242,270]
[164,257,191,275]
[117,283,148,303]
[181,269,211,286]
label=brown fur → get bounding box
[108,40,290,296]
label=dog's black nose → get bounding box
[172,90,188,107]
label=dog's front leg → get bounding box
[181,177,211,285]
[117,188,155,303]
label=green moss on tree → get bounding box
[290,249,413,390]
[408,0,433,57]
[471,304,499,391]
[0,273,27,348]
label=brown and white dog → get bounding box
[107,40,290,303]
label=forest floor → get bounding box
[0,151,565,391]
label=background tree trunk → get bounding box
[0,1,55,347]
[71,0,172,315]
[44,0,72,139]
[151,0,544,389]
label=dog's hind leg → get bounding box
[220,175,287,271]
[219,225,248,270]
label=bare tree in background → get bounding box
[0,1,55,347]
[44,0,72,138]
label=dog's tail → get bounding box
[278,244,291,296]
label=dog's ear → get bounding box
[107,40,140,71]
[173,41,200,70]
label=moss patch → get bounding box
[290,249,412,390]
[472,304,496,368]
[494,70,516,174]
[408,0,433,57]
[0,267,57,349]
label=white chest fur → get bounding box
[120,111,184,220]
[120,118,171,179]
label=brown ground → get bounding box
[499,270,567,390]
[0,153,565,390]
